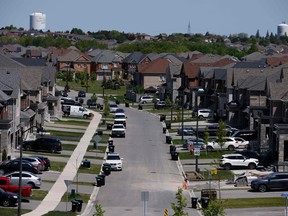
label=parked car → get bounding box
[206,137,249,151]
[105,152,123,171]
[4,171,42,188]
[109,103,118,113]
[219,153,259,170]
[114,113,127,127]
[111,124,126,138]
[16,156,44,172]
[197,109,213,118]
[60,90,68,97]
[139,95,159,104]
[234,150,276,167]
[29,156,51,171]
[0,188,18,207]
[155,101,167,109]
[22,136,62,153]
[231,130,257,141]
[78,90,86,97]
[177,126,194,136]
[183,140,206,150]
[0,159,39,175]
[183,137,205,149]
[62,105,92,118]
[0,176,32,197]
[115,108,125,113]
[251,172,288,192]
[61,98,81,106]
[87,99,97,108]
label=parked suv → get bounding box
[197,109,213,118]
[23,137,62,153]
[0,160,39,175]
[206,137,249,151]
[251,172,288,192]
[105,152,123,171]
[139,95,159,104]
[111,124,126,138]
[219,153,259,170]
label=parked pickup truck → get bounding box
[0,176,32,197]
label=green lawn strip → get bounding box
[0,209,31,215]
[83,155,104,160]
[172,139,184,144]
[42,179,95,187]
[222,197,286,208]
[28,189,48,200]
[62,144,77,151]
[60,192,91,203]
[42,179,56,183]
[52,120,90,127]
[43,211,77,216]
[50,161,66,172]
[23,151,71,158]
[78,164,101,174]
[87,145,107,153]
[179,150,232,160]
[47,130,84,138]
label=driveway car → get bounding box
[0,160,39,175]
[177,126,194,136]
[197,109,213,118]
[29,156,51,171]
[109,103,118,113]
[87,99,97,108]
[250,172,288,192]
[111,124,126,138]
[16,156,44,172]
[105,152,123,171]
[0,188,18,207]
[183,137,205,149]
[114,113,127,127]
[22,137,62,153]
[155,101,167,109]
[139,95,159,104]
[61,98,81,106]
[206,137,249,151]
[4,171,42,188]
[219,153,259,170]
[183,140,206,150]
[78,90,86,97]
[115,108,125,113]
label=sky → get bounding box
[0,0,288,37]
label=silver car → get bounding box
[17,156,44,172]
[4,171,42,188]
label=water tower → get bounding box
[30,12,46,31]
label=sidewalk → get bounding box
[23,110,102,216]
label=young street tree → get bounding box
[216,120,227,151]
[171,187,188,216]
[201,199,225,216]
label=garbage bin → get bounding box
[79,98,84,104]
[102,119,106,124]
[96,174,105,186]
[171,151,179,160]
[163,127,167,134]
[201,197,209,208]
[169,145,176,153]
[70,189,76,198]
[201,189,217,200]
[138,104,143,110]
[107,123,113,130]
[81,159,91,168]
[108,139,113,145]
[125,102,129,107]
[102,163,111,176]
[191,197,198,209]
[166,135,172,144]
[108,145,115,153]
[160,114,166,122]
[75,97,79,101]
[71,199,79,212]
[75,199,83,212]
[96,130,103,135]
[166,123,171,129]
[100,105,103,110]
[115,99,120,105]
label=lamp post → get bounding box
[18,125,44,216]
[181,91,184,141]
[195,89,199,173]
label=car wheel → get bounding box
[228,145,235,151]
[199,115,204,119]
[258,184,268,192]
[27,182,35,188]
[224,163,232,170]
[25,145,31,151]
[2,198,11,207]
[83,114,88,119]
[248,163,256,169]
[207,146,213,152]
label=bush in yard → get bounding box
[202,199,225,216]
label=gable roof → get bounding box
[122,52,145,64]
[58,49,91,62]
[138,58,169,74]
[0,69,21,98]
[91,50,123,63]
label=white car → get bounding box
[114,113,127,127]
[139,95,159,104]
[197,109,213,118]
[206,137,249,151]
[109,103,118,113]
[104,152,123,171]
[4,171,42,188]
[219,153,259,170]
[111,124,126,138]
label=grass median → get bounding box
[222,197,286,208]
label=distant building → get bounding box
[277,22,288,37]
[30,12,46,31]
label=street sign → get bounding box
[141,191,149,201]
[164,208,168,216]
[94,135,102,143]
[281,193,288,197]
[194,147,200,156]
[64,180,72,188]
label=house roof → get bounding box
[58,49,91,62]
[137,58,169,74]
[0,69,21,98]
[12,57,47,66]
[122,52,145,64]
[91,50,123,63]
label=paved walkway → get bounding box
[23,110,101,216]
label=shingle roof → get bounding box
[122,52,145,64]
[0,69,21,98]
[138,58,169,74]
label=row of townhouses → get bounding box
[1,43,288,170]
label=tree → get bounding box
[201,200,225,216]
[216,120,226,151]
[171,187,188,216]
[94,203,105,216]
[103,96,110,117]
[91,93,98,102]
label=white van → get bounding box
[62,105,92,118]
[114,113,127,127]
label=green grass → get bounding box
[43,211,77,216]
[62,144,77,151]
[24,151,71,158]
[48,130,84,138]
[50,161,67,172]
[53,120,90,127]
[28,190,48,201]
[87,145,107,153]
[179,150,232,160]
[200,169,234,180]
[222,197,286,208]
[78,163,102,174]
[0,208,31,215]
[172,139,184,144]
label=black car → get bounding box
[0,159,39,175]
[87,99,97,108]
[78,90,86,97]
[251,172,288,192]
[29,156,51,171]
[23,137,62,153]
[0,188,18,207]
[177,126,194,136]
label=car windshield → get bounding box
[107,155,120,160]
[110,104,117,108]
[113,125,124,129]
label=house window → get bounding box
[102,64,108,69]
[113,63,118,68]
[284,141,288,161]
